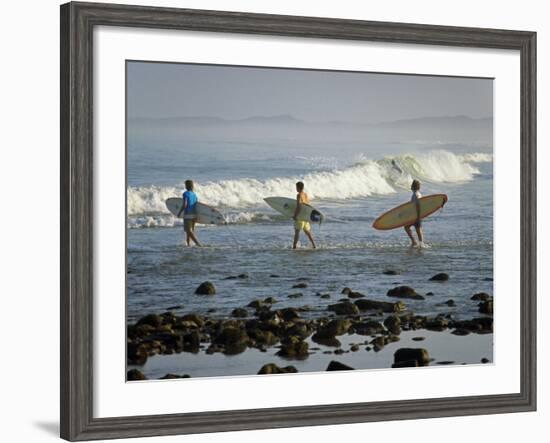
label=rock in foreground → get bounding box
[127,369,147,381]
[393,348,430,367]
[258,363,298,375]
[326,361,354,371]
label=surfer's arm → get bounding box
[177,197,188,217]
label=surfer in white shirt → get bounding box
[404,179,425,247]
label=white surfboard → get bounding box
[264,197,324,224]
[165,198,226,225]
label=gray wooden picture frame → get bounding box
[60,1,537,441]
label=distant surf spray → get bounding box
[127,150,492,229]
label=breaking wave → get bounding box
[127,150,491,228]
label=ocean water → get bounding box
[127,141,493,325]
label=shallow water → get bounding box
[128,330,493,380]
[127,140,493,376]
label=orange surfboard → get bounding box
[372,194,448,230]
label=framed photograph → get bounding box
[60,1,536,440]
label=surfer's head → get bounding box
[185,180,194,191]
[296,181,305,192]
[411,179,421,191]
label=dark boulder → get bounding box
[384,315,402,334]
[195,281,216,295]
[247,299,267,310]
[394,348,430,366]
[159,373,191,379]
[182,331,200,353]
[313,319,352,339]
[136,314,163,328]
[288,293,303,299]
[451,317,493,334]
[327,301,360,316]
[247,329,279,346]
[370,336,386,352]
[471,292,491,301]
[180,313,205,328]
[429,273,449,281]
[127,369,147,381]
[213,327,248,347]
[355,298,406,313]
[258,363,298,375]
[326,361,354,371]
[276,336,309,359]
[311,335,341,347]
[392,360,419,368]
[479,300,493,314]
[353,320,384,336]
[231,308,248,318]
[292,282,308,289]
[127,343,148,365]
[281,322,312,340]
[278,308,301,321]
[387,286,424,300]
[425,316,449,331]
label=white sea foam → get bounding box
[458,152,493,163]
[127,150,492,228]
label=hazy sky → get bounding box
[127,61,493,123]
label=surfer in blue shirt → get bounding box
[177,180,202,247]
[404,179,424,247]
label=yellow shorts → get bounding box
[294,220,311,232]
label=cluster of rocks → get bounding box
[128,279,493,376]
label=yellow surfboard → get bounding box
[372,194,448,230]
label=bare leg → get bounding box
[415,226,424,244]
[293,230,300,249]
[189,221,201,246]
[404,225,417,246]
[304,230,317,249]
